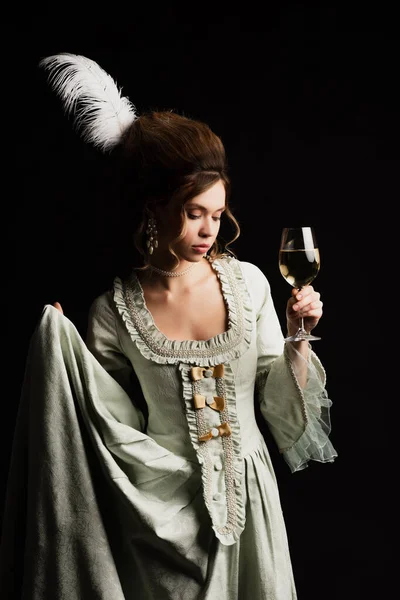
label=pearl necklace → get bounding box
[149,262,198,277]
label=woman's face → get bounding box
[157,179,226,262]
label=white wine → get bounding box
[278,227,322,341]
[279,248,320,288]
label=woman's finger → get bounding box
[53,302,63,314]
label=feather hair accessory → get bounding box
[39,52,138,152]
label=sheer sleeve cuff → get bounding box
[282,389,338,472]
[282,344,338,472]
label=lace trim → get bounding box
[179,362,245,545]
[112,257,253,366]
[283,344,308,427]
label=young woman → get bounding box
[0,54,337,600]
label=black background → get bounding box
[4,1,396,598]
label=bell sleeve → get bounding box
[245,263,338,473]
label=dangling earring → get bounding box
[146,217,158,255]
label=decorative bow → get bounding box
[190,364,225,381]
[198,422,232,442]
[193,394,225,411]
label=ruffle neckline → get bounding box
[113,256,253,366]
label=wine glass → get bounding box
[279,227,321,342]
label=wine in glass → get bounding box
[279,227,321,342]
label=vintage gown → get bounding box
[0,256,337,599]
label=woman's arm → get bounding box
[242,262,337,472]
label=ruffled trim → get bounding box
[282,398,338,473]
[112,256,253,366]
[283,347,338,473]
[179,362,246,546]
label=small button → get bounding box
[213,492,222,502]
[211,427,219,438]
[206,397,214,406]
[214,461,223,471]
[204,369,213,378]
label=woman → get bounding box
[1,53,337,600]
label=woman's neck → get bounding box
[138,256,211,291]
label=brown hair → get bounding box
[114,110,240,272]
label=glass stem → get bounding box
[297,287,307,334]
[299,316,307,334]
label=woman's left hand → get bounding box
[286,285,323,338]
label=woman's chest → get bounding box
[147,288,229,342]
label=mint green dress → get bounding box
[84,256,337,599]
[0,256,337,600]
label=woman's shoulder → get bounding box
[217,256,273,318]
[87,286,115,319]
[218,255,270,287]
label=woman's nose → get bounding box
[199,217,215,237]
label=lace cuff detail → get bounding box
[282,344,338,472]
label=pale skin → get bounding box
[53,180,323,387]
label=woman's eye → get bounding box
[187,214,221,221]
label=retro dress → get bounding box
[0,256,337,600]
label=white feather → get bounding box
[39,53,137,152]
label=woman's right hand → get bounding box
[53,302,64,314]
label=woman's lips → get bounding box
[192,245,210,254]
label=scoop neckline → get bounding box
[113,255,254,365]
